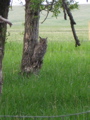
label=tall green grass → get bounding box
[0,40,90,120]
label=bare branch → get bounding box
[62,0,80,47]
[70,21,80,47]
[41,0,55,23]
[0,16,12,27]
[41,10,49,24]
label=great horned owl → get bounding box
[32,36,47,63]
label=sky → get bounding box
[75,0,90,3]
[43,0,90,4]
[44,0,90,4]
[11,0,90,6]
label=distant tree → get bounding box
[0,1,12,93]
[21,0,80,74]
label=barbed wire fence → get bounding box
[0,111,90,119]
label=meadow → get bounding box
[0,4,90,120]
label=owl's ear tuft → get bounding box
[39,36,41,39]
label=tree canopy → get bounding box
[24,0,80,46]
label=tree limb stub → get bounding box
[0,16,12,27]
[62,0,80,47]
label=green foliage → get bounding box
[30,0,43,10]
[51,1,62,18]
[30,0,79,18]
[68,2,79,10]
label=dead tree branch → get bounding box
[62,0,80,47]
[0,16,12,27]
[41,11,49,24]
[41,0,55,24]
[70,21,80,47]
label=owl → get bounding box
[32,36,47,63]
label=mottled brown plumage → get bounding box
[32,36,47,71]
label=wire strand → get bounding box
[0,111,90,118]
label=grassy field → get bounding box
[8,4,90,42]
[0,4,90,120]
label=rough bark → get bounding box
[21,0,47,74]
[21,0,40,73]
[0,0,10,93]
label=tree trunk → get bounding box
[0,1,10,93]
[21,0,43,74]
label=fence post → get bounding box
[89,22,90,40]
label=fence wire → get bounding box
[0,110,90,119]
